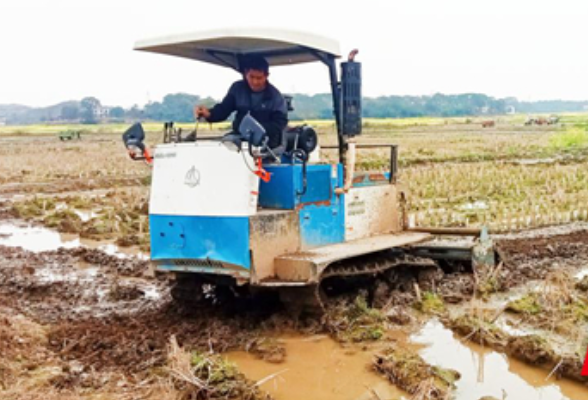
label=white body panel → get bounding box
[149,142,260,217]
[344,185,398,241]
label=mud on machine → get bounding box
[123,28,496,304]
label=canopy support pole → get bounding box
[310,50,345,164]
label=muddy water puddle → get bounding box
[227,335,405,400]
[414,320,588,400]
[55,202,99,222]
[0,222,79,251]
[0,221,147,259]
[229,323,588,400]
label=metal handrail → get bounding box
[321,143,398,183]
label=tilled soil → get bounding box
[495,228,588,287]
[48,306,275,378]
[0,241,312,397]
[0,178,147,199]
[0,244,159,323]
[1,223,588,398]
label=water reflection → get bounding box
[412,320,586,400]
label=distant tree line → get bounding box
[289,93,510,119]
[2,93,588,125]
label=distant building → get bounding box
[506,106,516,115]
[0,118,6,126]
[93,106,110,119]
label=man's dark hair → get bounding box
[241,55,269,74]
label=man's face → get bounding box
[245,69,268,92]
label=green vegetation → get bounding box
[325,296,386,343]
[0,121,226,136]
[476,271,502,299]
[6,92,588,124]
[506,294,543,315]
[11,197,56,218]
[373,346,460,399]
[80,97,101,124]
[403,156,588,232]
[566,299,588,323]
[166,337,270,400]
[144,93,216,122]
[414,292,445,315]
[549,127,588,149]
[507,335,555,365]
[448,314,508,347]
[245,337,286,364]
[10,190,150,251]
[503,272,588,337]
[43,210,83,234]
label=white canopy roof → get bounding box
[134,28,341,69]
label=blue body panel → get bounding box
[259,164,334,209]
[299,200,345,247]
[298,164,345,248]
[258,165,297,209]
[150,214,251,269]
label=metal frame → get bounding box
[204,49,239,70]
[322,144,399,183]
[302,49,344,163]
[206,46,325,72]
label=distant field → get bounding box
[0,121,230,136]
[2,112,587,136]
[2,113,588,232]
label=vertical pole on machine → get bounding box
[326,57,346,164]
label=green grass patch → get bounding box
[374,346,460,398]
[43,210,83,234]
[506,293,542,315]
[414,292,445,314]
[11,197,56,219]
[565,299,588,322]
[549,127,588,149]
[325,296,386,343]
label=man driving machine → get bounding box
[194,55,288,149]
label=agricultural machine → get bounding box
[59,130,82,141]
[124,28,495,305]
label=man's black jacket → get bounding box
[207,80,288,148]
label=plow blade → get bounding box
[407,226,496,269]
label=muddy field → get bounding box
[1,119,588,400]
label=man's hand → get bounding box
[194,105,211,119]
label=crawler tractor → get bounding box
[124,28,496,305]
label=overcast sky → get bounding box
[2,0,588,107]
